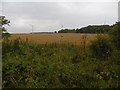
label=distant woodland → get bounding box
[58,24,113,34]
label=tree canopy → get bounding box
[0,16,10,38]
[58,25,111,34]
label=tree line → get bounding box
[58,25,112,34]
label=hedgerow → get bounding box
[2,38,120,88]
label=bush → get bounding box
[2,38,119,88]
[109,22,120,49]
[90,35,113,59]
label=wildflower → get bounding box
[106,73,109,76]
[96,74,103,80]
[42,48,44,50]
[100,72,104,75]
[99,76,102,79]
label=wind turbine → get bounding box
[104,17,106,25]
[118,1,120,22]
[60,24,63,30]
[29,24,34,34]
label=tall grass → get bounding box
[2,37,120,88]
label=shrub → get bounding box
[109,22,120,49]
[90,35,113,59]
[2,37,119,88]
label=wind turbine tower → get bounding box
[118,1,120,22]
[30,24,34,34]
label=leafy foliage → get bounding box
[76,25,111,33]
[58,29,76,33]
[2,38,120,88]
[58,25,111,34]
[90,35,113,59]
[0,16,10,38]
[109,22,120,49]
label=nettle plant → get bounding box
[90,35,113,59]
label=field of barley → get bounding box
[9,33,97,46]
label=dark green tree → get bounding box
[76,25,111,34]
[58,29,76,33]
[0,16,10,38]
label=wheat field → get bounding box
[9,33,97,46]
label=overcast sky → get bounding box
[1,0,119,33]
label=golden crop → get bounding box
[9,33,97,46]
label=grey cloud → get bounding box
[3,2,118,33]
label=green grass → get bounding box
[2,38,120,88]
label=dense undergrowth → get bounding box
[2,37,120,88]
